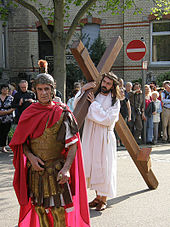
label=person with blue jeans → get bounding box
[161,81,170,143]
[152,91,162,144]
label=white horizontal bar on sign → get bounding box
[127,48,145,53]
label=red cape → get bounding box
[10,102,90,227]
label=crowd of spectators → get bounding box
[0,77,169,152]
[119,79,170,145]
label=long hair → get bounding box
[95,72,121,106]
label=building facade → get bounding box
[0,0,170,85]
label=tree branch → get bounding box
[14,0,53,40]
[52,0,57,33]
[65,0,97,45]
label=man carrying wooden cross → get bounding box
[74,71,120,211]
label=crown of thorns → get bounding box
[102,72,119,85]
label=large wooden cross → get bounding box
[71,37,158,190]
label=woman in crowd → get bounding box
[142,85,156,144]
[0,84,14,152]
[9,82,17,96]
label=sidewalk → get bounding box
[89,143,170,227]
[0,143,170,227]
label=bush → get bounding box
[156,72,170,87]
[132,78,142,85]
[8,124,17,143]
[66,35,106,99]
[89,36,106,66]
[66,63,84,99]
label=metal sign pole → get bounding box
[142,59,146,144]
[126,38,147,144]
[142,60,148,144]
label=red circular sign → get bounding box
[126,40,146,61]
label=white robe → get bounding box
[74,91,120,198]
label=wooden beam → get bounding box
[137,148,152,161]
[73,90,91,128]
[71,38,159,190]
[97,36,123,74]
[115,114,158,189]
[72,37,123,129]
[70,40,100,82]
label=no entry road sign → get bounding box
[126,40,146,61]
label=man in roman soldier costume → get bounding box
[10,73,90,227]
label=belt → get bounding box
[163,106,170,109]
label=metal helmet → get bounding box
[34,73,55,88]
[33,73,55,100]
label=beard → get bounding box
[101,86,112,94]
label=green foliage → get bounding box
[8,124,17,142]
[66,35,106,97]
[156,71,170,86]
[132,78,142,85]
[66,63,84,98]
[89,35,106,66]
[151,0,170,19]
[0,1,10,20]
[0,0,170,22]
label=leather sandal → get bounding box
[95,200,107,211]
[1,147,7,153]
[89,198,100,208]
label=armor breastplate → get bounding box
[30,112,65,161]
[27,111,73,208]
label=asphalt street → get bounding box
[0,143,170,227]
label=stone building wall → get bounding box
[64,0,170,83]
[8,4,39,82]
[1,0,170,85]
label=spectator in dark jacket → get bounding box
[12,80,36,123]
[128,82,143,144]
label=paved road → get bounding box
[0,143,170,227]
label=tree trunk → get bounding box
[52,39,66,102]
[52,0,66,102]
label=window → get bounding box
[38,25,53,59]
[2,30,5,68]
[38,26,53,74]
[0,23,7,68]
[150,21,170,65]
[81,24,100,49]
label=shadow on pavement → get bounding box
[107,189,150,207]
[90,208,103,218]
[151,150,170,155]
[117,143,170,151]
[90,189,150,218]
